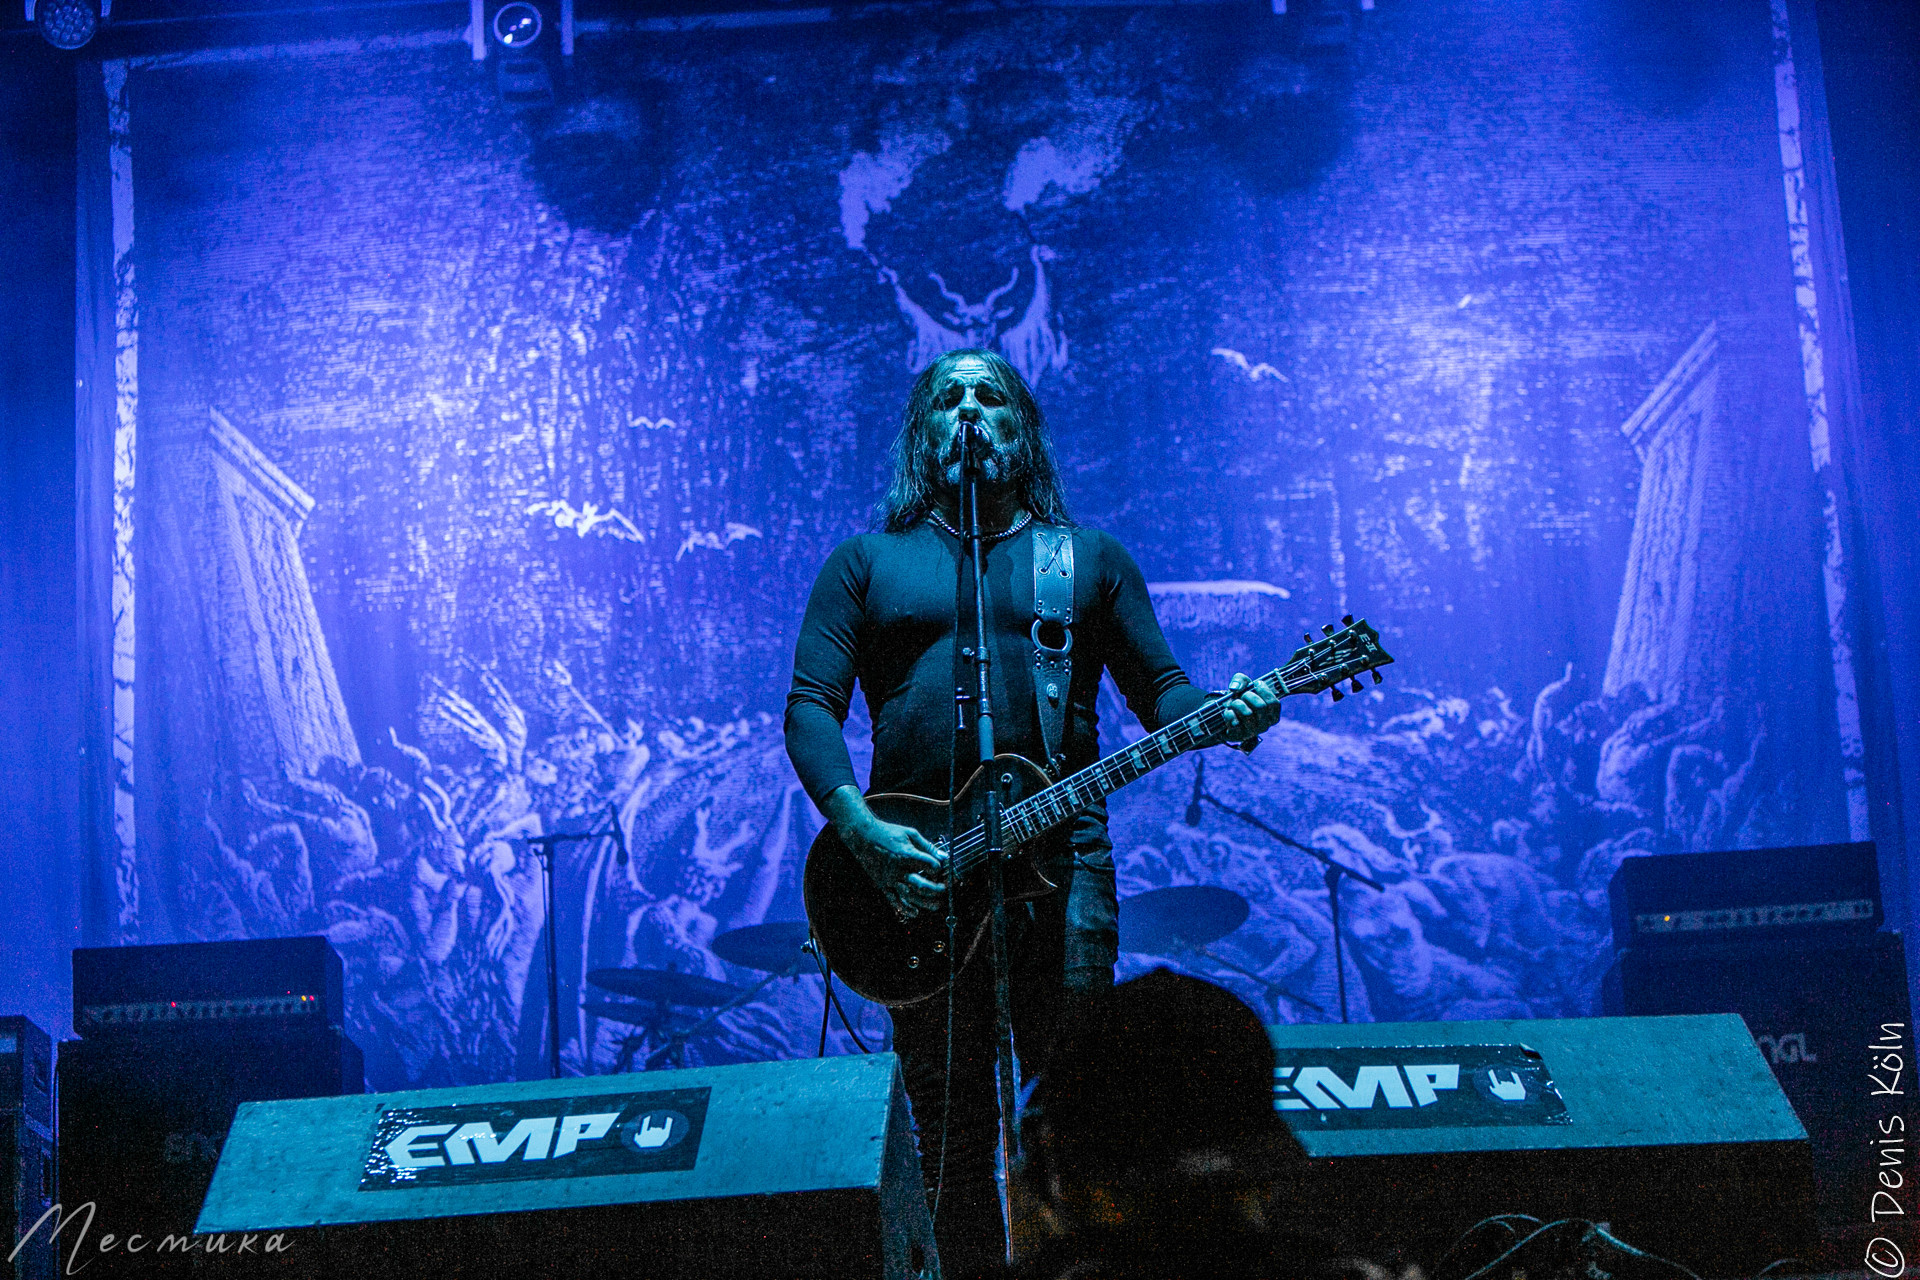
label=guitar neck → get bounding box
[938,618,1388,881]
[1001,663,1291,846]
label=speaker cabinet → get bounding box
[198,1054,937,1280]
[0,1020,51,1130]
[56,1024,362,1271]
[1,1109,54,1280]
[1607,932,1915,1231]
[2,1018,54,1280]
[1269,1013,1814,1276]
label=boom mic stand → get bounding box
[955,420,1023,1195]
[521,803,627,1078]
[1188,755,1384,1023]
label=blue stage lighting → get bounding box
[28,0,100,49]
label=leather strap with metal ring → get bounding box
[1032,525,1075,779]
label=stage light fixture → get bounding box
[491,0,541,47]
[479,0,564,110]
[27,0,102,49]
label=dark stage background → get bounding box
[2,0,1913,1089]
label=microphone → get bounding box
[1185,755,1204,826]
[956,421,996,473]
[608,802,629,866]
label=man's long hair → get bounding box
[877,348,1074,533]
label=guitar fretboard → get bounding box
[928,616,1390,883]
[946,661,1295,880]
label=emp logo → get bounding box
[1269,1046,1569,1127]
[385,1113,619,1169]
[1754,1032,1817,1065]
[1274,1064,1465,1110]
[383,1108,690,1170]
[362,1088,708,1189]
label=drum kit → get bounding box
[582,921,817,1073]
[582,885,1318,1072]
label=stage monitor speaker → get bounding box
[1606,931,1914,1232]
[1269,1013,1814,1277]
[197,1054,937,1280]
[56,1023,362,1273]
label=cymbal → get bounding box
[711,921,812,973]
[584,968,742,1007]
[1118,885,1250,955]
[580,1000,670,1025]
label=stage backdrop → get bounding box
[79,0,1871,1087]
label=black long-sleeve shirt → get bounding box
[784,521,1208,808]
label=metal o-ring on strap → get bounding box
[1030,618,1073,658]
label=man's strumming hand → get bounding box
[822,786,948,920]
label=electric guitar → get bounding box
[802,617,1395,1006]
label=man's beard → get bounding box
[936,435,1020,491]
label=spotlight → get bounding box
[491,0,541,48]
[480,0,564,110]
[27,0,102,49]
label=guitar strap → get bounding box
[1031,524,1075,780]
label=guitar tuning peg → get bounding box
[1303,633,1313,644]
[1342,614,1354,626]
[1330,687,1344,702]
[1350,677,1363,693]
[1371,669,1383,684]
[1322,623,1335,637]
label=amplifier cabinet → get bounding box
[0,1020,51,1130]
[56,1023,362,1273]
[1608,842,1883,953]
[1606,932,1915,1230]
[72,938,344,1038]
[1,1109,54,1280]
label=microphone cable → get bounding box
[932,533,968,1233]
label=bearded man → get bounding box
[784,349,1281,1276]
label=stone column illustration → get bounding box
[202,408,361,777]
[1603,323,1732,706]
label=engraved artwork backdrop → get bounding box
[97,0,1857,1087]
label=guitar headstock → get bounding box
[1281,616,1394,702]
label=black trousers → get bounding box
[889,827,1117,1280]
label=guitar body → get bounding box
[801,617,1396,1007]
[803,754,1059,1007]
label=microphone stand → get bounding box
[521,804,625,1079]
[956,420,1023,1188]
[1189,757,1384,1023]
